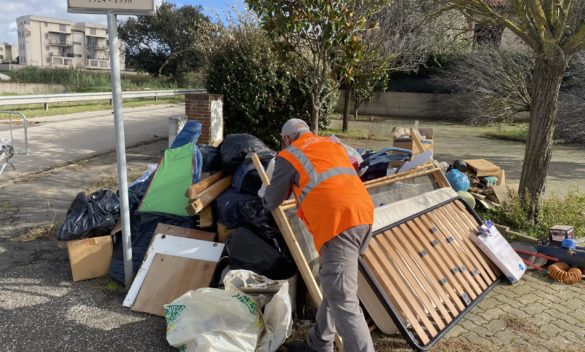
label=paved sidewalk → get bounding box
[0,104,183,185]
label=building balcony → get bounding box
[86,44,108,50]
[49,39,73,46]
[87,59,110,69]
[50,56,74,66]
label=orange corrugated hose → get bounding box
[548,262,582,284]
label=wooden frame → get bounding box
[252,154,454,350]
[360,198,499,351]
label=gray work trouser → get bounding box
[307,224,375,352]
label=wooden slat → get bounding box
[369,237,439,336]
[379,234,451,326]
[391,229,462,316]
[437,205,498,281]
[132,254,216,316]
[439,204,499,281]
[445,202,501,277]
[416,215,487,292]
[364,242,432,344]
[400,221,478,301]
[419,212,488,290]
[186,172,224,199]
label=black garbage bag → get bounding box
[199,144,221,173]
[232,149,276,195]
[214,188,258,229]
[220,134,267,174]
[226,227,297,280]
[57,189,120,241]
[108,180,197,283]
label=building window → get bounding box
[90,28,97,35]
[45,22,48,27]
[60,24,66,32]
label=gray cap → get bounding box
[281,118,310,137]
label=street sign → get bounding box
[68,0,155,15]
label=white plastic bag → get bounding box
[164,288,264,352]
[223,270,293,352]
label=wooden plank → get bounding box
[153,223,215,242]
[131,254,216,316]
[198,206,214,228]
[365,239,433,344]
[378,234,450,328]
[410,129,426,156]
[187,175,232,215]
[217,222,235,243]
[186,171,224,199]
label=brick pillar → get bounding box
[185,93,224,146]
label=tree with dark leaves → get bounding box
[118,2,211,83]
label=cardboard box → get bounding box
[67,236,113,282]
[393,128,434,153]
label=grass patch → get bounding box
[7,67,178,92]
[484,191,585,238]
[0,96,184,119]
[504,317,541,338]
[17,223,59,241]
[480,123,528,143]
[85,176,119,194]
[105,280,121,293]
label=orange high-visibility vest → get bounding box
[278,132,373,251]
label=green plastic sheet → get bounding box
[139,142,194,216]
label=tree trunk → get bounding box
[342,86,352,132]
[354,102,359,120]
[519,54,566,222]
[310,89,320,135]
[311,103,320,135]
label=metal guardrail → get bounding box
[0,89,206,108]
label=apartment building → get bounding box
[0,43,18,63]
[16,15,124,70]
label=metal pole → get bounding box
[107,12,133,288]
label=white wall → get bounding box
[335,90,453,119]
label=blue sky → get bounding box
[0,0,245,45]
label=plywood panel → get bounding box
[131,254,216,316]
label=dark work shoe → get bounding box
[285,339,317,352]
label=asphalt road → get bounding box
[0,103,183,184]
